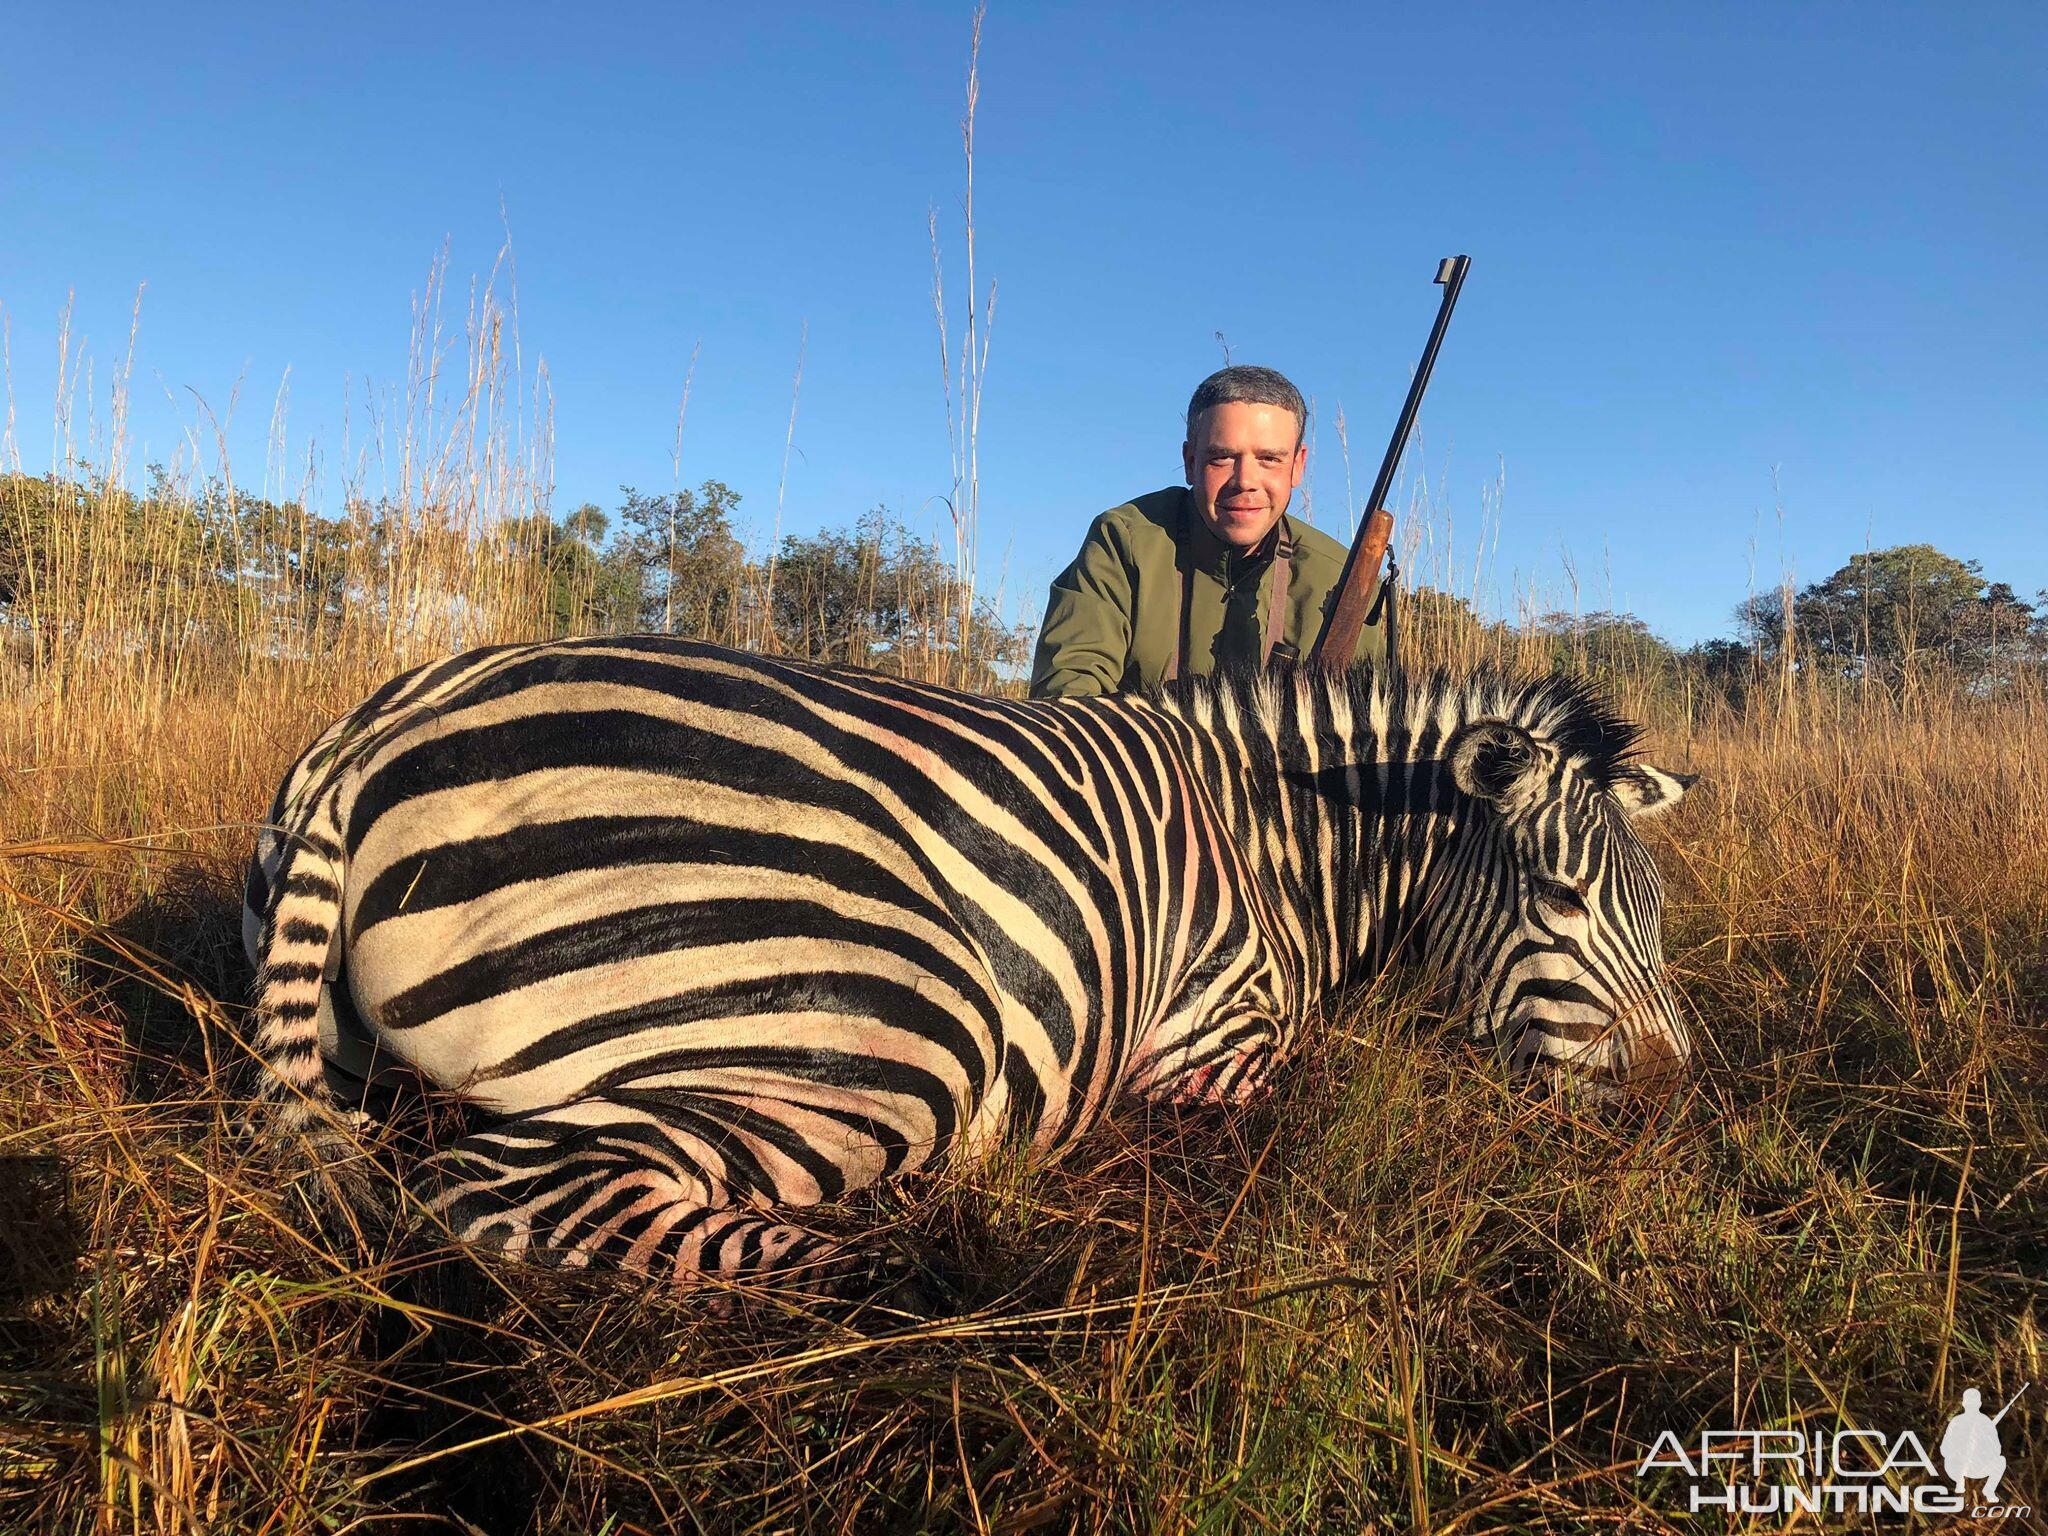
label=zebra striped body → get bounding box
[245,638,1693,1290]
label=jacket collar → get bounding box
[1183,491,1292,581]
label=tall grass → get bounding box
[3,255,557,813]
[2,298,2043,1533]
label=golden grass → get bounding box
[3,324,2044,1532]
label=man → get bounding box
[1030,365,1386,699]
[1940,1388,2011,1502]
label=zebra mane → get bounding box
[1418,666,1647,786]
[1158,663,1647,787]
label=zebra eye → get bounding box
[1533,877,1588,916]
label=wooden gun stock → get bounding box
[1310,507,1393,670]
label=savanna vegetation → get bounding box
[2,276,2044,1535]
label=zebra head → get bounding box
[1431,695,1695,1096]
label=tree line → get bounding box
[1402,544,2046,703]
[4,467,2040,699]
[0,471,1032,692]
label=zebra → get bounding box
[243,637,1695,1294]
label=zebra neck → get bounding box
[1160,669,1452,1004]
[1285,678,1455,996]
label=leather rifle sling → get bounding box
[1165,546,1194,682]
[1262,525,1294,666]
[1165,498,1194,682]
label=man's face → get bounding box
[1182,401,1307,549]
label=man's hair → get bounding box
[1185,366,1307,446]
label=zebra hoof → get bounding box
[876,1268,965,1322]
[842,1248,968,1325]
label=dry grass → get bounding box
[3,315,2045,1534]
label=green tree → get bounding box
[556,503,642,633]
[1399,586,1497,667]
[1683,637,1757,709]
[1,473,59,615]
[234,489,364,632]
[561,502,609,546]
[769,508,1031,687]
[1742,545,2045,686]
[496,506,635,636]
[1531,609,1681,682]
[615,481,748,639]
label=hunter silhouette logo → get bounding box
[1942,1385,2025,1504]
[1636,1383,2032,1519]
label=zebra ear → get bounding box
[1611,764,1697,819]
[1448,720,1545,811]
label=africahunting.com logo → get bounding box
[1636,1384,2030,1519]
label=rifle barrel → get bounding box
[1990,1382,2029,1425]
[1362,255,1469,546]
[1310,255,1471,667]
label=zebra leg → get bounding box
[409,1096,877,1298]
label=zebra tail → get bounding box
[249,834,382,1224]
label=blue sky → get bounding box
[3,2,2041,643]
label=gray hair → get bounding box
[1186,366,1307,445]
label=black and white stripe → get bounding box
[245,637,1694,1290]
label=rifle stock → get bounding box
[1312,507,1394,668]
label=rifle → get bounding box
[1309,255,1471,670]
[1990,1383,2029,1425]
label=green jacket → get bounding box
[1030,487,1386,699]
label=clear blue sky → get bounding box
[4,2,2041,644]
